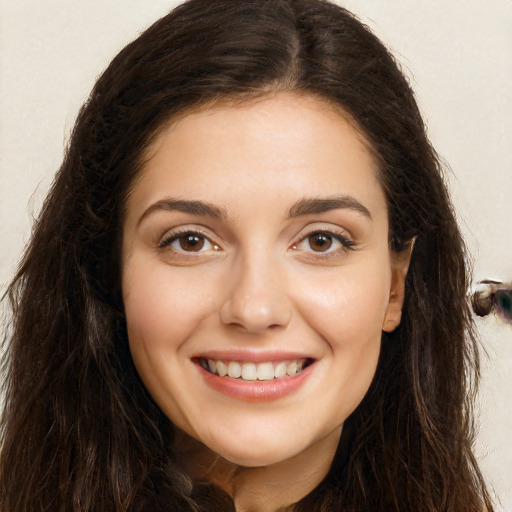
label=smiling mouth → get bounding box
[196,358,313,381]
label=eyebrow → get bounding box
[138,194,371,226]
[288,196,372,219]
[138,198,227,225]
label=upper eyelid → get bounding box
[292,223,354,243]
[294,231,354,249]
[158,226,220,248]
[156,223,355,247]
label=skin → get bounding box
[122,92,410,512]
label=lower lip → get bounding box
[196,362,314,402]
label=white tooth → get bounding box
[257,362,274,380]
[217,360,228,377]
[286,361,298,376]
[275,361,287,378]
[241,362,257,381]
[208,359,216,374]
[227,361,242,378]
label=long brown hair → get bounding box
[0,1,493,510]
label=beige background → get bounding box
[1,0,511,508]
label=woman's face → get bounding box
[122,92,408,468]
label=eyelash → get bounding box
[158,228,355,257]
[291,230,355,258]
[158,228,221,253]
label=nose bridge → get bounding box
[220,243,291,332]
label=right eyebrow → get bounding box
[137,198,227,226]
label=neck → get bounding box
[176,427,342,512]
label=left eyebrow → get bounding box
[287,196,372,219]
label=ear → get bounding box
[382,239,415,333]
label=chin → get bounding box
[218,446,294,468]
[203,429,319,469]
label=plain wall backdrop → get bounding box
[1,0,511,508]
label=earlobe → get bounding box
[382,238,415,333]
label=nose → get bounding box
[219,252,292,333]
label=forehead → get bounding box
[127,92,386,222]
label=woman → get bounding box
[0,0,494,510]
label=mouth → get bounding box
[196,357,314,381]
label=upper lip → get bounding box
[193,350,314,363]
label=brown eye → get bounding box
[178,234,205,252]
[308,232,333,252]
[160,230,221,254]
[292,230,354,256]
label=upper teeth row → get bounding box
[202,359,307,380]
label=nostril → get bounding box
[219,296,292,332]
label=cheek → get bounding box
[122,259,219,351]
[294,263,390,406]
[296,263,391,343]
